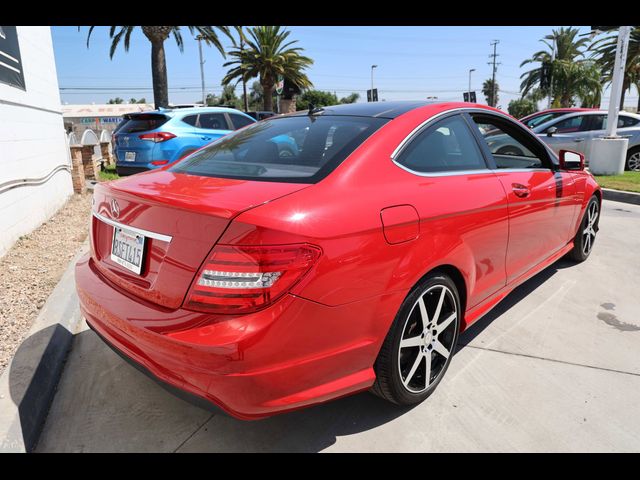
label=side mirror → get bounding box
[546,126,558,137]
[559,150,584,171]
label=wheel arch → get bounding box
[411,264,468,331]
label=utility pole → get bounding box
[547,39,556,109]
[238,27,249,112]
[196,35,206,106]
[488,40,500,107]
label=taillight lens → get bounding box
[138,132,176,142]
[151,160,169,166]
[184,244,321,314]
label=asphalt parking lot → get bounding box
[35,199,640,452]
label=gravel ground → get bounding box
[0,193,92,375]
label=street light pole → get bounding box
[371,65,378,102]
[196,35,206,106]
[468,68,476,101]
[605,25,632,137]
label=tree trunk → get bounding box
[637,86,640,113]
[262,81,274,111]
[619,79,630,111]
[151,40,169,109]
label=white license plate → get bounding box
[124,151,136,162]
[111,227,145,274]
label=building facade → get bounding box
[0,26,73,256]
[62,103,154,137]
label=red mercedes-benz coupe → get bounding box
[77,101,601,419]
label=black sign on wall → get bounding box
[0,26,26,90]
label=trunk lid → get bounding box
[90,171,309,309]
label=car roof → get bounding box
[150,107,254,117]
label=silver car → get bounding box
[485,110,640,170]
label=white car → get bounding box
[485,110,640,170]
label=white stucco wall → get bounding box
[0,26,73,257]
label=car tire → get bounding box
[371,272,461,406]
[567,195,600,263]
[626,147,640,171]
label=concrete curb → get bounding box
[602,188,640,206]
[0,243,87,452]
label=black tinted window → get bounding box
[552,115,590,133]
[118,114,169,133]
[170,115,388,183]
[182,115,198,126]
[230,114,255,130]
[397,115,487,173]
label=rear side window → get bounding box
[118,114,169,133]
[229,113,255,130]
[396,115,487,173]
[170,115,388,183]
[181,113,229,130]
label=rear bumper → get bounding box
[115,165,150,176]
[75,253,405,419]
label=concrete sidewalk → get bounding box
[35,200,640,452]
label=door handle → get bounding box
[574,138,585,143]
[512,183,530,198]
[201,136,212,141]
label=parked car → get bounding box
[519,108,596,129]
[486,110,640,170]
[112,107,256,176]
[78,101,600,419]
[246,110,277,121]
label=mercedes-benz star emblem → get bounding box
[110,198,120,219]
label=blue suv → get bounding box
[113,107,256,176]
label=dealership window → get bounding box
[0,26,26,90]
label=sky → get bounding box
[51,26,639,110]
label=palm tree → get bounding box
[520,27,596,107]
[84,26,232,109]
[482,79,499,107]
[222,26,313,111]
[590,27,640,110]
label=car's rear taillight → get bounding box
[151,160,169,166]
[184,244,321,314]
[138,132,176,142]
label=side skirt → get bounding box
[462,241,575,330]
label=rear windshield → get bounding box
[169,115,388,183]
[118,113,170,133]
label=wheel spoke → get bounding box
[417,296,429,329]
[403,352,424,388]
[432,287,446,325]
[433,340,451,359]
[436,312,456,335]
[400,335,423,349]
[424,351,432,387]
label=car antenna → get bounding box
[308,104,324,115]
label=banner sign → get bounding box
[0,26,26,90]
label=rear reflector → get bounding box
[139,132,176,143]
[151,160,169,166]
[184,244,321,314]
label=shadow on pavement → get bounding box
[8,324,73,452]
